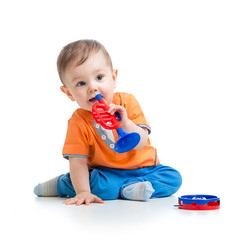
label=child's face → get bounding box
[60,50,117,112]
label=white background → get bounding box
[1,0,240,239]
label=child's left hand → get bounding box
[108,104,128,127]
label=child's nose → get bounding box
[88,82,98,93]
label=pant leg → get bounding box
[89,167,127,200]
[142,164,182,198]
[120,164,182,198]
[56,168,127,200]
[57,173,76,198]
[57,165,182,200]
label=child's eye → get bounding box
[77,81,85,87]
[96,75,104,81]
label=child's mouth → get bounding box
[89,97,98,104]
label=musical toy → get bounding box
[175,194,220,210]
[91,94,140,153]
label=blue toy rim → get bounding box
[179,194,220,205]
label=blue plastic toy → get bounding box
[176,194,220,210]
[91,94,140,153]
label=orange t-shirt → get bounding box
[62,92,159,169]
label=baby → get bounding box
[34,39,182,205]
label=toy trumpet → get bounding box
[91,94,140,153]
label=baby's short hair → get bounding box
[57,39,113,84]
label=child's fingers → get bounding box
[108,105,117,115]
[108,103,114,108]
[74,197,86,205]
[108,105,125,115]
[94,196,104,204]
[63,195,104,206]
[76,199,85,206]
[84,196,103,205]
[63,198,77,205]
[63,197,83,205]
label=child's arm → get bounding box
[63,157,104,206]
[108,104,149,150]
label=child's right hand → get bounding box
[63,191,104,206]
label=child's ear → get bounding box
[112,69,118,89]
[60,86,75,101]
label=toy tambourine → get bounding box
[175,194,220,210]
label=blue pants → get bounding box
[56,164,182,200]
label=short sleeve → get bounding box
[124,94,151,134]
[62,112,90,159]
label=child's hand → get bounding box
[63,191,104,206]
[108,104,128,127]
